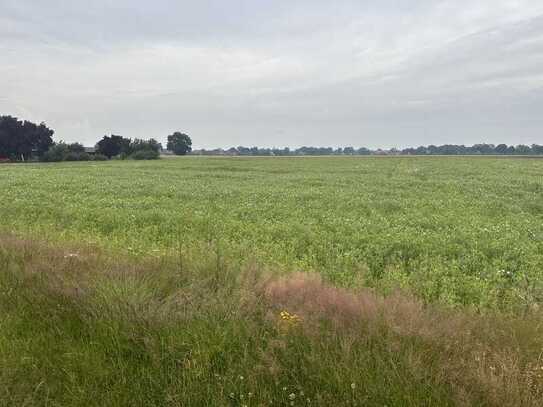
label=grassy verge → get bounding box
[1,235,542,406]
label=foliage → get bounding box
[0,157,542,311]
[1,237,542,406]
[194,143,543,156]
[129,148,160,160]
[41,142,92,162]
[126,138,161,160]
[167,132,192,155]
[1,157,543,405]
[0,115,54,160]
[96,134,131,158]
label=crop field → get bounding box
[1,156,543,406]
[1,156,542,309]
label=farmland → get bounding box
[1,156,542,309]
[1,156,543,406]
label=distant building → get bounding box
[84,147,97,155]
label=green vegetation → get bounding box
[1,157,542,310]
[1,156,543,405]
[167,131,193,155]
[1,237,542,406]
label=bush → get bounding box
[92,154,108,161]
[42,143,99,162]
[41,143,70,162]
[129,149,160,160]
[65,152,91,162]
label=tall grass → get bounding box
[1,236,542,406]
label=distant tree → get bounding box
[237,146,251,155]
[41,143,70,162]
[495,144,508,155]
[187,142,543,157]
[96,135,130,158]
[129,149,160,160]
[272,147,290,156]
[0,115,54,161]
[68,142,86,154]
[414,146,427,155]
[41,142,92,162]
[126,138,161,159]
[471,144,495,155]
[515,145,531,155]
[128,138,161,153]
[167,132,192,155]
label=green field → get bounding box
[1,157,542,309]
[1,157,543,406]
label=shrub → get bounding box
[41,143,70,162]
[92,154,108,161]
[42,143,97,162]
[65,152,91,161]
[129,148,160,160]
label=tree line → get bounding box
[0,116,192,162]
[2,115,542,162]
[193,143,543,156]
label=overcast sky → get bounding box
[1,1,543,148]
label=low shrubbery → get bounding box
[128,148,160,160]
[125,138,161,160]
[41,142,90,162]
[41,139,161,162]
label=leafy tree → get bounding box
[495,144,508,154]
[128,138,162,154]
[126,138,161,160]
[0,115,54,161]
[515,145,531,155]
[41,143,70,162]
[167,132,192,155]
[41,142,92,162]
[68,142,86,154]
[96,135,131,158]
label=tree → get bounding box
[495,144,508,155]
[68,142,86,154]
[128,138,162,154]
[167,132,192,155]
[96,135,130,158]
[41,142,93,162]
[0,115,54,161]
[515,145,531,155]
[126,138,161,160]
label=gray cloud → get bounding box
[1,0,543,148]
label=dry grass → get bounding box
[1,235,542,406]
[263,272,543,405]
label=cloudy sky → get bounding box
[1,1,543,148]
